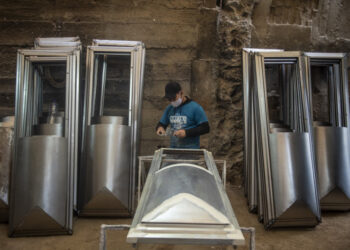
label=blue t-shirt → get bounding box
[159,100,208,149]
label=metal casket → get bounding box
[127,149,245,246]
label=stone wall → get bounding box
[0,0,219,155]
[251,0,350,51]
[1,0,350,184]
[209,0,255,183]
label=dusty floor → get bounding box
[1,185,350,250]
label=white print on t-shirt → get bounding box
[170,115,187,130]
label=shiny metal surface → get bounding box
[142,165,226,218]
[11,136,69,236]
[91,116,126,125]
[304,52,350,211]
[242,49,284,213]
[9,38,81,236]
[92,40,142,47]
[127,148,245,246]
[34,37,81,49]
[256,52,320,228]
[243,49,321,228]
[313,127,350,210]
[79,40,145,216]
[79,124,131,216]
[0,124,14,223]
[33,124,64,136]
[269,133,319,226]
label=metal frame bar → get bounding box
[242,48,284,212]
[87,46,136,53]
[304,52,349,127]
[99,224,256,250]
[93,39,142,47]
[99,55,107,115]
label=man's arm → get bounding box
[184,102,210,137]
[185,121,210,137]
[156,105,171,132]
[156,122,168,136]
[155,122,168,131]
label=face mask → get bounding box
[171,97,182,107]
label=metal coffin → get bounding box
[9,38,81,236]
[251,51,321,228]
[78,124,131,216]
[78,40,145,216]
[127,149,245,246]
[305,53,350,211]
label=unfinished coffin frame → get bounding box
[78,40,145,216]
[9,41,81,236]
[304,52,350,210]
[243,50,321,229]
[242,48,284,214]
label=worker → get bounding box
[156,81,210,149]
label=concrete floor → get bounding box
[1,186,350,250]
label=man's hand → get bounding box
[156,126,166,136]
[173,129,186,138]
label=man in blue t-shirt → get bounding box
[156,81,210,149]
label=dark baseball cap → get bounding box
[164,81,182,100]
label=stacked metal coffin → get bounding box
[243,49,350,228]
[9,37,81,236]
[127,148,245,246]
[304,53,350,210]
[78,40,145,216]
